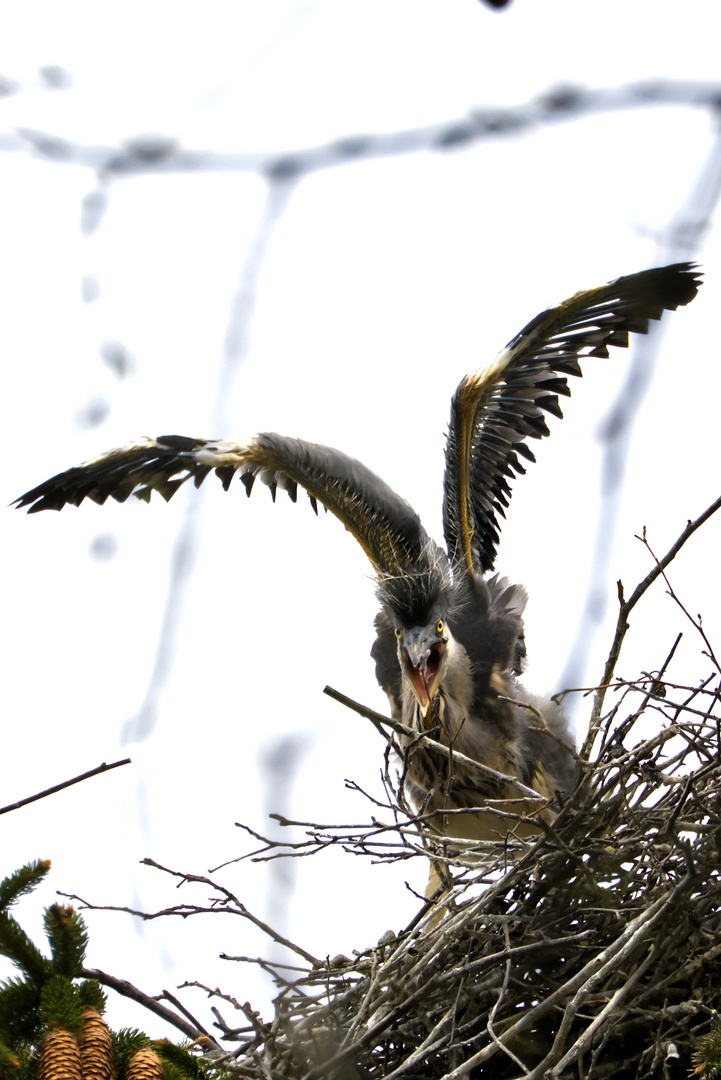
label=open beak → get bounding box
[400,628,446,718]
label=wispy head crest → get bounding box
[375,543,451,628]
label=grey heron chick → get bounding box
[14,263,701,841]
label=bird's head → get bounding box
[395,617,450,717]
[375,545,454,717]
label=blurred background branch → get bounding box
[1,80,719,180]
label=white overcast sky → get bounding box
[1,0,721,1037]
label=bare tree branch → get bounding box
[585,494,721,755]
[0,758,131,816]
[4,80,721,181]
[638,530,721,673]
[62,861,323,969]
[80,965,219,1046]
[323,684,551,801]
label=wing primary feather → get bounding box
[442,262,702,576]
[215,466,236,491]
[193,465,212,487]
[13,431,441,585]
[13,264,701,593]
[536,395,564,419]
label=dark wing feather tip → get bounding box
[156,434,205,451]
[211,465,232,491]
[443,262,701,575]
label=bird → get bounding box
[13,263,701,847]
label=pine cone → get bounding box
[124,1049,164,1080]
[79,1008,112,1080]
[38,1029,82,1080]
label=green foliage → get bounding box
[0,868,89,1051]
[0,977,41,1045]
[0,914,49,986]
[39,975,84,1035]
[0,866,96,1069]
[154,1041,220,1080]
[111,1029,152,1079]
[43,905,88,980]
[0,1035,21,1070]
[157,1052,191,1080]
[0,1038,30,1080]
[0,863,226,1080]
[693,1023,721,1078]
[111,1033,229,1080]
[76,980,106,1013]
[0,863,51,914]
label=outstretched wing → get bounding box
[442,262,702,577]
[13,432,436,580]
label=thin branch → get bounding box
[639,530,720,673]
[141,860,324,969]
[156,990,217,1041]
[68,872,322,971]
[80,965,217,1045]
[0,758,131,816]
[585,495,721,756]
[324,684,549,800]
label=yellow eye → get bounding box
[436,620,444,635]
[394,627,402,639]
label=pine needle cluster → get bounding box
[0,863,225,1080]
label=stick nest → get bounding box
[216,663,721,1080]
[206,514,721,1079]
[75,510,721,1080]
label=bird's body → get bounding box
[373,565,575,841]
[14,263,701,843]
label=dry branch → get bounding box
[0,758,131,816]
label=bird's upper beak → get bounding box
[399,627,447,718]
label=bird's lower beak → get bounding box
[401,631,446,718]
